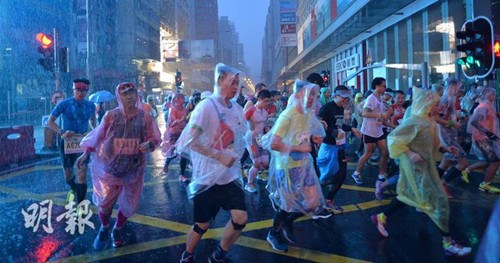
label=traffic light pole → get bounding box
[43,28,60,151]
[53,28,60,91]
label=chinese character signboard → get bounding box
[280,0,297,47]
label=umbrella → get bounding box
[89,90,115,103]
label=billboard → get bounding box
[161,38,178,62]
[178,40,215,60]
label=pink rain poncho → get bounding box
[80,83,161,217]
[261,79,326,214]
[161,93,188,158]
[176,63,248,198]
[387,87,449,232]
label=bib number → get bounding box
[113,138,140,155]
[64,137,85,154]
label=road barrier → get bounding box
[0,125,35,166]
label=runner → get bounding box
[243,89,272,193]
[263,79,331,253]
[317,85,361,214]
[466,87,500,193]
[161,93,189,182]
[47,78,96,206]
[176,63,248,263]
[76,82,161,250]
[371,87,472,257]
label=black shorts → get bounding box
[59,138,88,168]
[193,181,246,223]
[363,133,387,144]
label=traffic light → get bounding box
[456,21,475,78]
[494,40,500,68]
[59,47,69,72]
[456,17,494,79]
[321,70,330,87]
[472,17,494,78]
[36,32,54,72]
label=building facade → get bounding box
[264,0,499,93]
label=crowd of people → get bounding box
[48,63,499,261]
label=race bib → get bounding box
[336,129,346,145]
[64,137,85,154]
[113,138,140,155]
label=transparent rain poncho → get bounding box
[176,63,248,198]
[80,83,161,217]
[261,79,326,214]
[161,93,188,158]
[467,87,500,161]
[387,87,449,232]
[437,79,466,160]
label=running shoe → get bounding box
[375,180,385,200]
[267,230,288,252]
[479,182,500,194]
[244,183,257,193]
[460,170,470,184]
[208,250,229,263]
[312,209,333,220]
[324,199,344,214]
[179,251,195,263]
[371,213,388,237]
[179,175,190,182]
[443,240,472,257]
[111,227,125,247]
[351,172,364,185]
[93,225,110,251]
[66,190,76,204]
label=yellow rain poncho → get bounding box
[387,87,449,232]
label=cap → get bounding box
[201,91,212,100]
[335,90,351,98]
[384,88,394,97]
[334,85,351,98]
[117,82,137,93]
[320,87,329,94]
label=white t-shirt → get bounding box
[189,98,245,185]
[360,93,385,138]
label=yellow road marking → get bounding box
[1,166,386,263]
[59,235,188,263]
[341,184,376,193]
[234,236,371,263]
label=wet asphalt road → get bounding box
[1,114,498,263]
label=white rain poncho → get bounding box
[176,63,248,198]
[80,82,161,217]
[262,79,326,214]
[467,87,500,161]
[387,87,449,232]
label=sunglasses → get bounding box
[73,88,89,92]
[118,82,137,92]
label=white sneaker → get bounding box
[244,183,257,193]
[443,240,472,257]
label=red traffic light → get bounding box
[36,33,53,48]
[494,41,500,58]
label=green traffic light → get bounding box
[466,55,474,64]
[475,59,482,67]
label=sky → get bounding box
[218,0,269,81]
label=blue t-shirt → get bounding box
[51,98,95,134]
